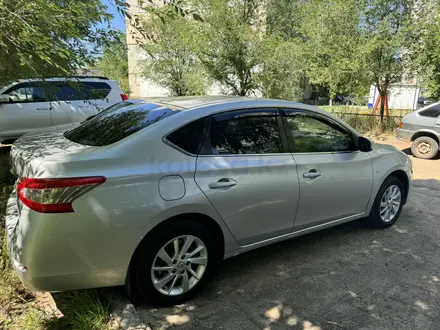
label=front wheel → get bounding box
[132,220,221,306]
[411,136,439,159]
[366,176,404,228]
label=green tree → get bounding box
[97,31,130,94]
[139,14,210,96]
[359,0,413,119]
[196,0,263,96]
[0,0,114,85]
[257,38,305,100]
[297,0,365,105]
[0,0,194,86]
[410,2,440,100]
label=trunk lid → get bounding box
[10,126,97,179]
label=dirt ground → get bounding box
[2,136,440,330]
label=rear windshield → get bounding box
[64,102,181,146]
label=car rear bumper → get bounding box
[396,128,414,142]
[6,189,140,292]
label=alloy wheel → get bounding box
[151,235,208,296]
[379,185,402,223]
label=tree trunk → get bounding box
[378,81,389,123]
[379,91,385,122]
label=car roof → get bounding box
[6,77,116,84]
[134,96,319,112]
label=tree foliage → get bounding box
[97,31,130,94]
[0,0,194,87]
[298,0,365,102]
[138,0,307,99]
[360,0,413,118]
[410,1,440,99]
[196,0,264,96]
[139,14,210,96]
[0,0,114,85]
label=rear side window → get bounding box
[64,102,181,146]
[48,83,90,101]
[419,106,440,118]
[202,109,282,155]
[81,82,112,99]
[166,118,209,154]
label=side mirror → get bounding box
[0,94,10,104]
[359,136,372,152]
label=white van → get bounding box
[0,77,127,144]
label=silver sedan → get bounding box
[6,97,412,305]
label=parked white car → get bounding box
[0,77,127,144]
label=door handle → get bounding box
[36,107,49,110]
[209,178,238,189]
[303,169,322,179]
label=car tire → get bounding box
[133,220,221,306]
[411,136,439,159]
[366,176,404,228]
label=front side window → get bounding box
[64,102,182,146]
[4,83,47,103]
[419,105,440,118]
[203,109,282,155]
[285,111,354,153]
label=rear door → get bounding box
[282,109,373,230]
[0,82,51,138]
[80,81,114,113]
[48,83,95,125]
[194,109,300,246]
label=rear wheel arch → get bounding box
[125,213,225,296]
[411,131,439,145]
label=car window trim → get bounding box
[198,108,290,156]
[280,108,358,154]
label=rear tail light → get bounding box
[121,93,129,101]
[399,121,403,128]
[17,177,106,213]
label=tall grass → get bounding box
[331,112,401,135]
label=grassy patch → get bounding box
[320,105,412,116]
[0,170,116,329]
[331,112,401,135]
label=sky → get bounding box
[99,0,126,32]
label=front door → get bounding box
[195,109,300,246]
[282,109,374,230]
[0,82,51,140]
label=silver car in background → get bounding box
[6,97,412,305]
[397,102,440,159]
[0,77,127,144]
